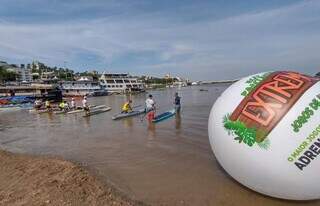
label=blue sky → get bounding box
[0,0,319,80]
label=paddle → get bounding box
[140,109,147,122]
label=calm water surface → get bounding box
[0,85,319,206]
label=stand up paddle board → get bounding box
[112,109,145,120]
[67,105,106,114]
[152,109,176,123]
[83,107,111,117]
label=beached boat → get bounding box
[112,109,145,120]
[152,109,176,123]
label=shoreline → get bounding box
[0,149,147,206]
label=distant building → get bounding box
[41,71,56,80]
[1,62,33,83]
[17,64,33,82]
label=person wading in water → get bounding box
[174,92,181,113]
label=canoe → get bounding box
[83,107,111,117]
[152,109,176,123]
[67,105,106,114]
[112,109,145,120]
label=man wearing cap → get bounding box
[145,94,156,121]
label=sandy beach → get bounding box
[0,150,146,206]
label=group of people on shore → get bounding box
[121,92,181,120]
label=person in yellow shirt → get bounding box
[59,101,65,111]
[121,100,133,113]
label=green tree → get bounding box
[0,67,17,83]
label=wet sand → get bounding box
[0,149,145,206]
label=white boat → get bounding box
[99,73,145,94]
[60,80,107,97]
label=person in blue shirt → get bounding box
[174,92,181,113]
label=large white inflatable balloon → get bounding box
[208,71,320,200]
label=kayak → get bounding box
[152,109,176,123]
[112,109,145,120]
[67,105,106,114]
[83,107,111,117]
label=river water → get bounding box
[0,84,319,206]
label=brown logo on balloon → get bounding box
[230,71,319,142]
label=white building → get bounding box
[4,64,33,83]
[18,64,33,82]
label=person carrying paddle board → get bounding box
[174,92,181,113]
[145,94,156,121]
[82,96,90,115]
[121,100,133,113]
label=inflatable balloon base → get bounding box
[208,71,320,200]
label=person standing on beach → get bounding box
[174,92,181,113]
[82,96,89,115]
